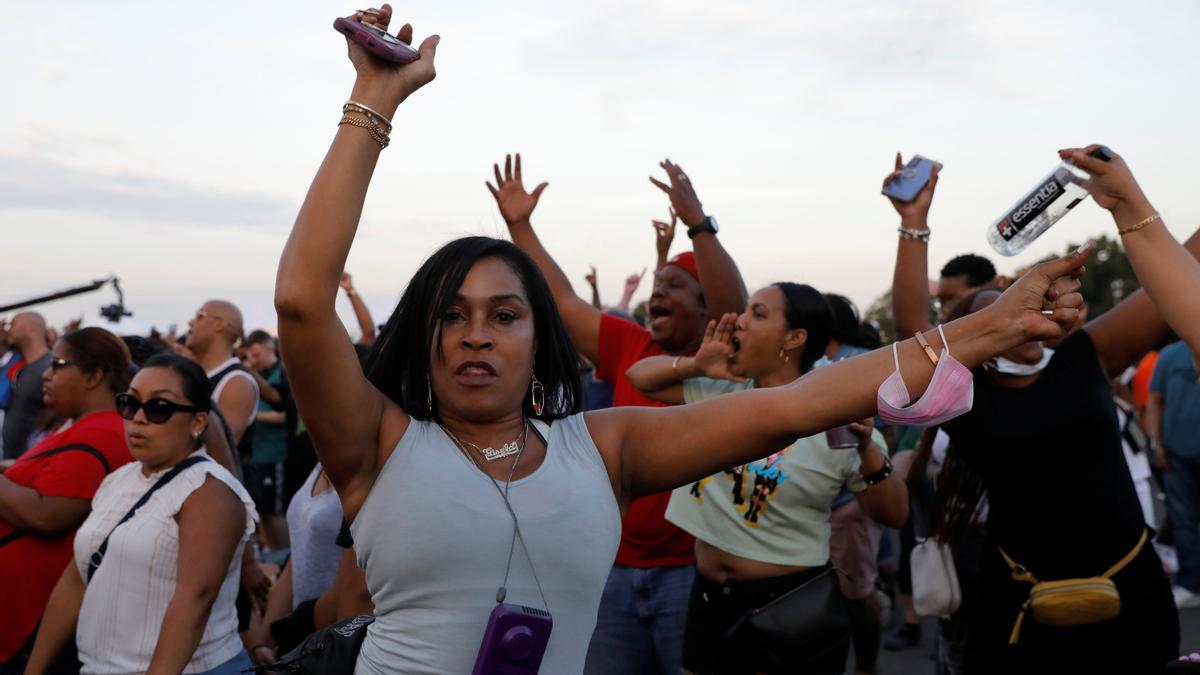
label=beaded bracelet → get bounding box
[898,226,930,243]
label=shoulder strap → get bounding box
[1103,528,1148,578]
[86,455,210,582]
[29,443,112,474]
[208,362,249,389]
[0,444,114,549]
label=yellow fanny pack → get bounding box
[999,528,1147,645]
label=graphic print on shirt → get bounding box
[689,449,790,526]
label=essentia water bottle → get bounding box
[986,146,1113,256]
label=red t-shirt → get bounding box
[0,411,131,662]
[595,314,695,568]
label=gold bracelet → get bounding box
[343,100,393,129]
[1117,212,1160,236]
[338,113,390,149]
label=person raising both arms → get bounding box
[272,6,1088,672]
[487,149,747,673]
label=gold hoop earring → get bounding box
[779,348,790,364]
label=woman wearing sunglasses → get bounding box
[0,328,133,673]
[27,353,258,675]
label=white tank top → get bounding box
[73,452,258,674]
[351,414,621,674]
[206,357,260,429]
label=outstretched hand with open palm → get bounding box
[487,153,548,226]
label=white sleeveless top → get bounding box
[351,414,621,675]
[207,357,260,428]
[73,452,258,674]
[286,465,344,608]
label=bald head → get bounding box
[204,300,244,340]
[186,300,245,357]
[10,312,48,353]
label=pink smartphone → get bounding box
[333,17,420,64]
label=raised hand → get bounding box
[487,154,549,226]
[585,266,598,289]
[650,160,705,227]
[653,208,678,265]
[1059,146,1154,222]
[624,268,646,296]
[343,4,440,114]
[882,152,940,222]
[693,313,747,382]
[988,241,1093,343]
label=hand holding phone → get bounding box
[882,155,942,203]
[334,16,420,64]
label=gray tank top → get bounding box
[286,466,344,608]
[351,414,621,674]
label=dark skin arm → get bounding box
[341,273,378,346]
[0,478,90,535]
[884,152,940,337]
[585,266,602,310]
[848,423,908,529]
[276,5,434,519]
[490,154,603,365]
[1063,146,1200,377]
[650,160,748,317]
[24,564,86,675]
[146,476,247,675]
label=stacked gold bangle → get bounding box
[339,100,392,149]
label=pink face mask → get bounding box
[877,324,974,428]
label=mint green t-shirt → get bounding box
[664,377,878,567]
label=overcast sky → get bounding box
[3,1,1199,336]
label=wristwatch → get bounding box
[861,454,894,487]
[687,215,719,239]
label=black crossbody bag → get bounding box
[722,567,852,671]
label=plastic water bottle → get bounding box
[986,146,1113,256]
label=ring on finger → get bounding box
[678,174,689,181]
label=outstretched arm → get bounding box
[592,247,1091,503]
[1065,146,1200,372]
[885,153,940,337]
[625,313,746,404]
[276,5,436,516]
[650,160,747,316]
[489,154,603,363]
[341,273,378,346]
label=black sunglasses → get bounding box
[115,393,204,424]
[50,357,78,372]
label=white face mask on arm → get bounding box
[986,347,1055,377]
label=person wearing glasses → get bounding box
[27,353,258,675]
[185,300,260,447]
[0,327,133,673]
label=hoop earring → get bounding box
[778,348,790,364]
[530,373,545,416]
[426,372,433,412]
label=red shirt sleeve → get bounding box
[596,313,653,384]
[29,421,128,500]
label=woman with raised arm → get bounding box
[625,285,907,675]
[884,149,1197,673]
[273,7,1088,673]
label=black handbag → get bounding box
[254,614,374,674]
[723,567,852,671]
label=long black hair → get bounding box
[364,236,582,421]
[907,287,998,545]
[772,282,833,373]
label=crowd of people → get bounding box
[3,5,1200,674]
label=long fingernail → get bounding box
[1074,241,1094,255]
[1041,310,1055,316]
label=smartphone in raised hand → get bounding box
[882,155,942,203]
[334,17,420,64]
